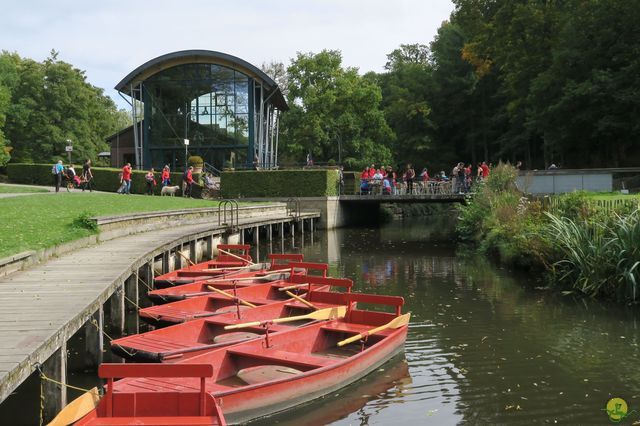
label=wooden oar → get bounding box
[47,387,100,426]
[337,313,411,347]
[176,250,196,266]
[202,264,261,272]
[206,285,257,308]
[224,306,347,330]
[205,271,287,283]
[218,248,255,265]
[285,290,318,310]
[277,283,309,292]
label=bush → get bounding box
[188,156,204,167]
[221,170,341,198]
[7,163,197,196]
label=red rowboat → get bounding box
[76,293,408,425]
[148,261,327,304]
[154,248,299,288]
[112,277,353,362]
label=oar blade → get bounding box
[307,305,347,321]
[337,312,411,347]
[47,387,100,426]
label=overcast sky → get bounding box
[2,0,454,109]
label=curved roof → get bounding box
[115,50,287,110]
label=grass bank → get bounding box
[0,193,230,258]
[457,164,640,303]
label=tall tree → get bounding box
[280,50,394,169]
[378,44,435,169]
[1,50,130,164]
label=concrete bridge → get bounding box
[338,193,466,204]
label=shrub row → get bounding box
[7,164,200,196]
[220,170,341,198]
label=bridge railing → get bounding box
[345,178,462,196]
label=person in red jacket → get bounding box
[481,161,490,179]
[183,166,194,197]
[122,163,132,194]
[161,165,171,187]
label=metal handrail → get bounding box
[217,199,239,228]
[203,162,222,177]
[286,197,301,219]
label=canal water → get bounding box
[253,217,640,425]
[3,217,639,424]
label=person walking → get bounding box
[183,166,194,197]
[52,160,64,192]
[145,168,156,195]
[81,159,93,192]
[122,163,132,194]
[161,165,171,187]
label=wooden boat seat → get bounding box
[228,348,338,369]
[212,331,260,344]
[236,365,303,385]
[320,322,395,337]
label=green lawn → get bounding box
[0,193,236,258]
[0,184,49,193]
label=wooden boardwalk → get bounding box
[0,211,318,409]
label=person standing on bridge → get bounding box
[404,164,416,194]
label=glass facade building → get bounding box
[115,51,287,170]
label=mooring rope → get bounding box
[90,319,134,357]
[35,364,93,425]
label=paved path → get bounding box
[0,211,318,403]
[0,183,93,198]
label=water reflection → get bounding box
[262,218,640,425]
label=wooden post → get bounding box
[280,222,285,251]
[110,286,125,335]
[205,234,214,260]
[124,274,139,334]
[85,306,104,369]
[253,226,259,245]
[240,229,245,244]
[189,240,197,263]
[137,263,153,308]
[301,219,305,234]
[42,341,67,422]
[124,274,137,313]
[162,251,170,274]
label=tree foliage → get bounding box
[0,50,130,165]
[279,50,393,169]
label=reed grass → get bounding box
[546,209,640,302]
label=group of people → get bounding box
[449,161,491,194]
[359,161,493,195]
[118,164,194,196]
[52,159,94,192]
[359,164,416,195]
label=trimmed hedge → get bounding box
[6,163,201,196]
[221,170,341,198]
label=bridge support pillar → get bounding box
[84,306,103,369]
[41,340,67,423]
[109,286,125,335]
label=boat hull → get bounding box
[218,328,406,424]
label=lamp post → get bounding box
[65,139,73,164]
[183,138,190,171]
